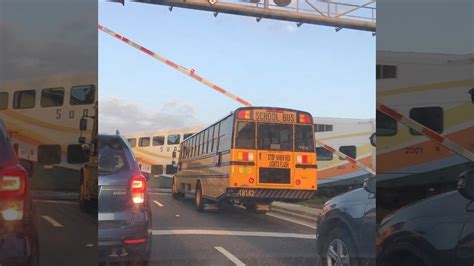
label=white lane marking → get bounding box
[85,243,94,247]
[215,246,246,266]
[266,212,317,229]
[33,200,77,205]
[41,215,63,227]
[153,200,164,207]
[151,229,316,239]
[149,192,170,195]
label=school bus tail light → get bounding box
[297,155,309,164]
[298,114,312,124]
[295,179,301,185]
[238,152,254,161]
[237,110,251,120]
[249,178,255,184]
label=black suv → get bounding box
[377,169,474,266]
[0,119,39,265]
[316,176,376,266]
[98,134,152,265]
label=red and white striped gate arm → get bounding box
[98,24,252,107]
[99,24,375,174]
[315,139,376,175]
[377,102,474,162]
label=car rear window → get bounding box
[98,136,130,175]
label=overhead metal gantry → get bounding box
[123,0,375,32]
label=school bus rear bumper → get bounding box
[225,188,315,200]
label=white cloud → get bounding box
[99,96,202,134]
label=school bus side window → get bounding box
[376,110,397,136]
[339,145,357,160]
[41,88,64,107]
[0,92,8,110]
[128,138,137,147]
[409,107,443,135]
[70,85,95,105]
[13,90,36,109]
[153,136,165,146]
[209,126,215,153]
[218,117,232,152]
[139,137,150,147]
[316,147,333,161]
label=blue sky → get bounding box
[99,1,375,133]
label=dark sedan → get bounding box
[316,176,376,266]
[377,169,474,266]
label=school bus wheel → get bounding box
[195,182,204,212]
[244,202,257,212]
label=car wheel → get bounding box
[28,237,40,266]
[195,182,204,212]
[323,227,359,266]
[244,202,257,212]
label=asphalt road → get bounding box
[33,199,97,266]
[148,192,320,266]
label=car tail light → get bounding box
[297,155,309,164]
[131,175,146,204]
[238,152,254,161]
[123,237,146,245]
[0,165,27,197]
[237,110,251,120]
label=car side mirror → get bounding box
[457,169,474,201]
[79,118,88,131]
[19,159,33,178]
[363,176,376,194]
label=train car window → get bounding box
[153,136,165,146]
[316,147,333,161]
[376,110,397,136]
[41,88,64,107]
[376,64,397,79]
[139,137,151,147]
[168,134,180,145]
[13,90,36,109]
[127,138,137,147]
[409,107,444,135]
[339,145,357,160]
[38,145,61,164]
[183,133,194,140]
[67,144,86,164]
[70,85,95,105]
[0,92,8,110]
[151,165,164,176]
[166,164,176,175]
[315,124,333,132]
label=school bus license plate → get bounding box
[239,189,256,197]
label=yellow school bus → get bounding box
[172,107,318,212]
